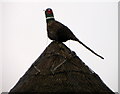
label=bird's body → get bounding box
[45,8,104,59]
[47,20,77,42]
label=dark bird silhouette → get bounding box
[45,8,104,59]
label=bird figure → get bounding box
[45,8,104,59]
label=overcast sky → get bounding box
[0,0,118,93]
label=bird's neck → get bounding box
[46,16,55,23]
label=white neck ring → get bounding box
[46,17,54,20]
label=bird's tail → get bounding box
[75,39,104,59]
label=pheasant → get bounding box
[45,8,104,59]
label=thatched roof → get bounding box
[9,41,114,93]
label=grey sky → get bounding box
[0,1,118,92]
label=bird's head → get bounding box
[45,8,54,20]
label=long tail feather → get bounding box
[76,39,104,59]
